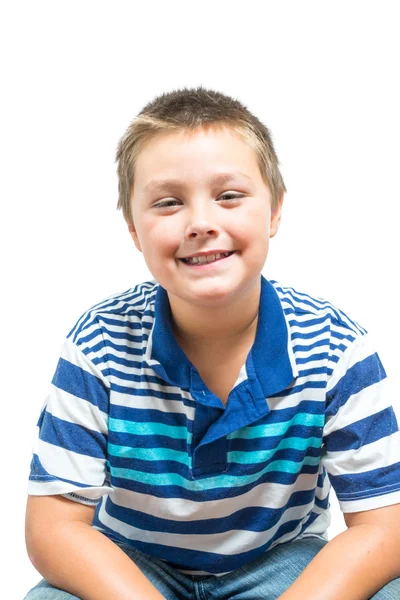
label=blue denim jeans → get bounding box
[24,537,400,599]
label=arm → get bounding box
[25,495,166,600]
[278,503,400,600]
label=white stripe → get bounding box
[291,329,334,350]
[287,319,333,337]
[324,431,400,476]
[292,346,330,361]
[267,386,326,410]
[45,386,108,434]
[297,357,332,372]
[69,283,156,341]
[97,498,316,555]
[110,473,320,521]
[111,389,195,415]
[323,378,392,436]
[34,431,108,486]
[101,328,144,351]
[339,490,400,513]
[275,285,365,334]
[325,332,376,394]
[314,467,331,514]
[27,479,111,499]
[61,338,110,388]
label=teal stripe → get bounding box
[109,413,322,441]
[108,437,321,469]
[229,413,324,439]
[109,455,320,491]
[229,436,322,464]
[109,417,190,440]
[108,443,191,466]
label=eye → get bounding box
[154,198,181,208]
[218,192,244,202]
[154,192,244,209]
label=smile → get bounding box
[180,251,235,266]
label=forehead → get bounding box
[133,125,263,192]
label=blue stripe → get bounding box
[329,342,348,354]
[103,488,316,535]
[94,513,311,575]
[288,314,334,328]
[79,326,147,345]
[315,493,330,511]
[291,325,331,341]
[108,426,323,457]
[107,463,320,500]
[293,338,331,353]
[110,400,323,425]
[325,408,398,451]
[269,379,326,399]
[326,353,387,418]
[330,461,400,500]
[29,454,100,489]
[94,314,146,330]
[110,451,321,485]
[94,353,148,370]
[111,406,189,425]
[52,357,109,413]
[281,293,338,313]
[298,366,332,377]
[108,445,321,477]
[83,338,145,357]
[40,411,107,457]
[68,284,156,340]
[277,287,366,335]
[230,414,325,439]
[261,401,324,422]
[108,367,166,384]
[330,330,357,342]
[109,431,187,452]
[317,468,328,489]
[110,381,186,399]
[109,423,325,445]
[230,431,323,451]
[295,352,329,365]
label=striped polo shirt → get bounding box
[28,275,400,576]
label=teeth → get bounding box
[184,252,230,264]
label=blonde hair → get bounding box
[116,87,286,223]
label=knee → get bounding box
[24,579,80,599]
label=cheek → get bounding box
[237,204,271,236]
[140,218,180,257]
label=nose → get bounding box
[185,202,220,239]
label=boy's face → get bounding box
[127,125,283,308]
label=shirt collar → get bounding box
[144,274,298,399]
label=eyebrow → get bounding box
[143,171,254,194]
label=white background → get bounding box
[1,1,399,597]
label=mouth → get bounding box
[179,251,236,267]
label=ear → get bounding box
[269,193,284,238]
[126,219,142,253]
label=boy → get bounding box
[25,87,400,600]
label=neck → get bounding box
[168,278,261,350]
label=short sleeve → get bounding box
[27,336,113,505]
[322,332,400,513]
